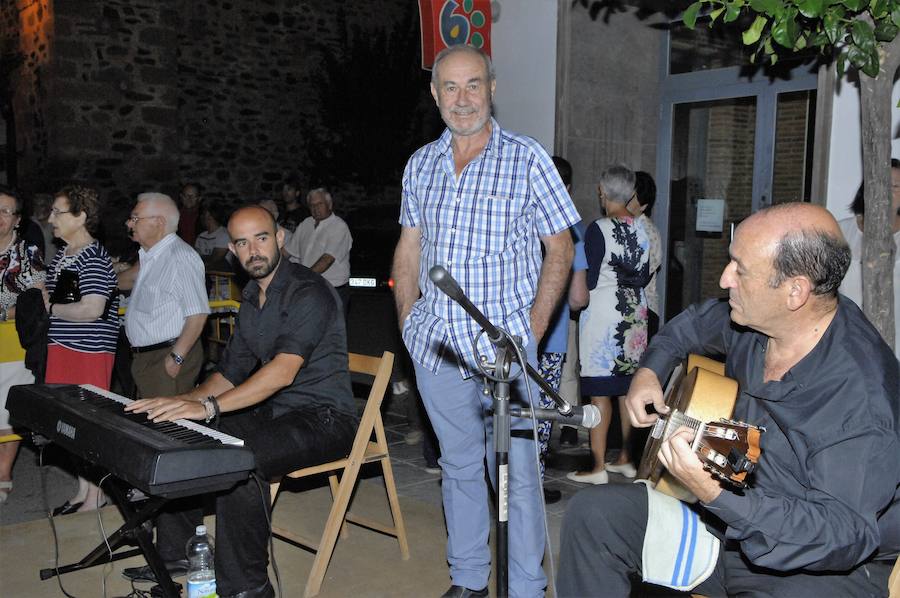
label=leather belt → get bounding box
[132,339,177,354]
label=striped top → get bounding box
[399,118,580,377]
[125,233,210,347]
[47,241,119,353]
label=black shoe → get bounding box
[543,487,562,504]
[51,500,83,516]
[122,559,190,583]
[559,425,578,446]
[441,584,489,598]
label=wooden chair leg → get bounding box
[304,463,362,598]
[379,457,410,559]
[270,479,282,505]
[328,473,348,540]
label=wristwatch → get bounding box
[169,351,185,365]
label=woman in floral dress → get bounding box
[0,187,46,502]
[568,165,650,485]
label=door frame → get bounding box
[653,29,820,322]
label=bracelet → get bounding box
[209,395,221,423]
[169,351,185,365]
[200,397,216,424]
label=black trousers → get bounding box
[156,403,357,596]
[557,483,892,598]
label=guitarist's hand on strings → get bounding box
[658,427,723,504]
[624,367,670,427]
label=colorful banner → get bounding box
[418,0,492,70]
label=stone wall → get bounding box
[3,0,417,227]
[2,0,53,188]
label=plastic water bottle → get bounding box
[186,524,217,598]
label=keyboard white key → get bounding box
[81,384,244,446]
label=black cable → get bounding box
[40,444,79,598]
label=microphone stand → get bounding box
[428,265,581,598]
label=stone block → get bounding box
[139,26,175,47]
[141,106,177,128]
[53,39,91,60]
[140,66,172,86]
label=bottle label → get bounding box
[187,579,216,598]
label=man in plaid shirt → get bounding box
[392,45,579,598]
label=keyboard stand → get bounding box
[39,478,183,598]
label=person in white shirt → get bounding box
[837,159,900,361]
[194,203,231,266]
[124,192,210,397]
[285,187,353,312]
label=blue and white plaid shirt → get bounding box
[400,119,580,378]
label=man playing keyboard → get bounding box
[125,205,357,598]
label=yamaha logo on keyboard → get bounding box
[56,420,76,440]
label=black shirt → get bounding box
[217,259,354,417]
[641,297,900,571]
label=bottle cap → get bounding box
[196,525,206,535]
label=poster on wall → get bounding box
[418,0,492,70]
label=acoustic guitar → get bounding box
[636,355,763,503]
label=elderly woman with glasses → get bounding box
[0,186,46,503]
[44,185,120,515]
[567,165,652,486]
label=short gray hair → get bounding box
[307,187,333,208]
[431,45,495,85]
[769,229,851,297]
[136,191,180,234]
[599,165,635,204]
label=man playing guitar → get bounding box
[557,203,900,597]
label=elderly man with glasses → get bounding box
[122,192,209,406]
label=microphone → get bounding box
[511,404,602,429]
[429,265,507,348]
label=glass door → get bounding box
[665,97,757,319]
[655,19,820,320]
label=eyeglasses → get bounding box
[50,208,72,216]
[127,215,159,224]
[0,208,18,217]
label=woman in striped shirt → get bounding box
[44,185,119,515]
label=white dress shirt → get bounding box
[286,214,352,287]
[125,233,210,347]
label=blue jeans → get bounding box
[413,342,546,597]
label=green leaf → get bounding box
[794,32,808,49]
[750,0,782,16]
[847,43,869,69]
[797,0,826,17]
[725,1,743,21]
[683,1,702,28]
[851,19,876,52]
[873,18,900,41]
[869,0,888,18]
[709,6,726,22]
[862,48,880,76]
[771,11,801,47]
[893,8,900,28]
[743,14,769,44]
[841,0,864,11]
[824,6,846,43]
[810,30,831,46]
[836,51,847,77]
